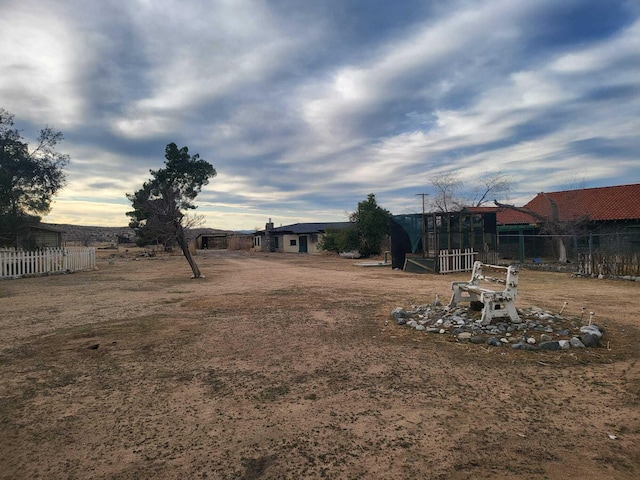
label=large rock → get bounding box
[580,325,603,338]
[580,333,600,347]
[391,307,408,319]
[579,325,603,347]
[539,341,563,351]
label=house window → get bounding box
[254,236,261,247]
[290,239,297,246]
[274,237,279,249]
[310,234,318,243]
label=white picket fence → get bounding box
[438,248,478,274]
[0,248,96,279]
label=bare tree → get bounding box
[429,171,463,212]
[470,172,514,207]
[429,170,515,212]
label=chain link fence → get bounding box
[498,230,640,276]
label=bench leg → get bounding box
[480,299,520,325]
[448,284,479,309]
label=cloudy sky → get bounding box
[1,0,639,230]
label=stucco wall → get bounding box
[254,232,323,253]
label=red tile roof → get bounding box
[465,205,548,225]
[496,208,539,225]
[523,183,640,223]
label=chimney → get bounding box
[263,218,275,252]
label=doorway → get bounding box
[298,236,308,253]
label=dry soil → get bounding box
[0,249,639,479]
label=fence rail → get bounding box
[0,248,96,279]
[438,248,477,274]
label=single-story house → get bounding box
[496,183,640,261]
[254,219,352,254]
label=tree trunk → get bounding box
[175,224,203,278]
[557,237,568,263]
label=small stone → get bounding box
[570,337,586,348]
[457,332,472,340]
[87,344,99,350]
[426,327,440,333]
[527,337,536,345]
[558,340,570,350]
[415,325,425,331]
[500,337,509,344]
[539,341,562,351]
[470,336,485,344]
[487,337,502,347]
[439,329,446,334]
[512,342,537,350]
[540,334,553,343]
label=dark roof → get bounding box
[260,222,352,235]
[523,183,640,222]
[31,224,64,233]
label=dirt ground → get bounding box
[0,249,639,479]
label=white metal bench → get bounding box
[447,261,520,325]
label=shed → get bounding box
[20,224,63,249]
[195,232,230,250]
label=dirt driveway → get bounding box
[0,249,638,479]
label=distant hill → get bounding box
[43,223,246,246]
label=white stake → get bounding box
[589,311,595,326]
[559,301,567,315]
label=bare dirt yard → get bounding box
[1,249,639,479]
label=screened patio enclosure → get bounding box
[390,209,498,273]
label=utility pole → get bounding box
[416,194,429,257]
